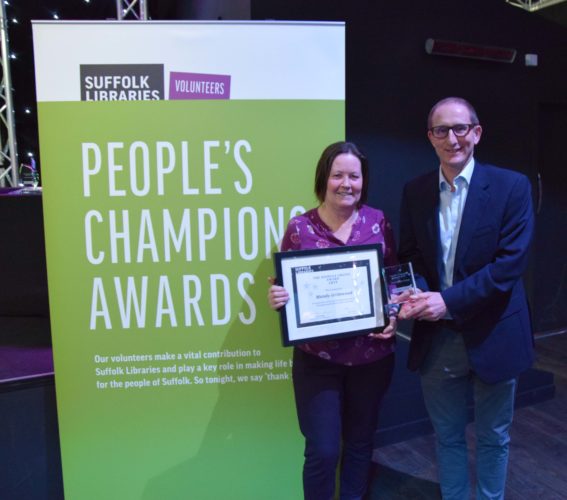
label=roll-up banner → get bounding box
[32,21,344,499]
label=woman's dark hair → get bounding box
[313,141,369,208]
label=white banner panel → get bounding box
[33,21,344,102]
[33,21,344,499]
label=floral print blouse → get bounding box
[280,205,397,365]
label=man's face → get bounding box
[427,102,482,175]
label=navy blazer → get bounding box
[398,162,535,383]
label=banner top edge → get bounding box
[31,20,345,27]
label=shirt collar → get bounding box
[439,157,475,191]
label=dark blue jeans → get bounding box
[292,348,395,500]
[421,328,516,500]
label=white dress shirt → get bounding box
[438,158,475,292]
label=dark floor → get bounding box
[369,333,567,500]
[1,319,564,499]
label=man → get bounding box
[397,97,534,500]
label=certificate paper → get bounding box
[293,260,373,327]
[274,245,388,346]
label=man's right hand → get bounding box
[398,291,447,321]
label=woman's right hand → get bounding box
[267,277,289,310]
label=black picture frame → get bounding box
[274,244,389,346]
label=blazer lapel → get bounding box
[454,164,490,270]
[421,172,442,288]
[425,173,440,245]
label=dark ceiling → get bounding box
[536,2,567,25]
[3,0,567,176]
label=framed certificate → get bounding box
[273,244,389,346]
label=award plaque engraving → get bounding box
[382,262,417,316]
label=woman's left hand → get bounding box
[368,316,397,340]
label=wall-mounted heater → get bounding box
[425,38,517,63]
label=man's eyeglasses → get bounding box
[429,123,478,139]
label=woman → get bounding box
[268,141,398,500]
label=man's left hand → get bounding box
[368,317,397,339]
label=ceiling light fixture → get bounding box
[506,0,567,12]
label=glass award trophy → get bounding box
[382,262,417,316]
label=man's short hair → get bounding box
[427,97,480,129]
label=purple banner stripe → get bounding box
[169,71,231,100]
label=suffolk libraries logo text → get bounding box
[80,64,164,101]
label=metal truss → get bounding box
[506,0,567,11]
[116,0,149,20]
[0,0,18,186]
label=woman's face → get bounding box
[324,153,363,211]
